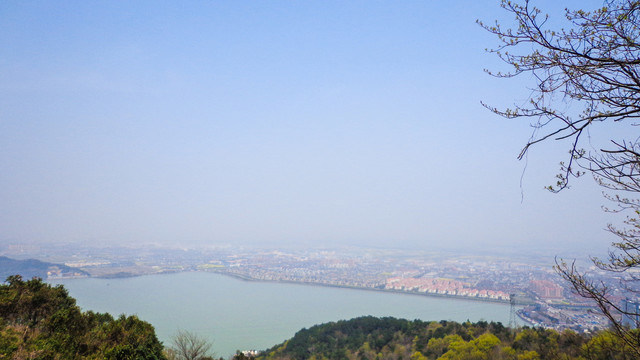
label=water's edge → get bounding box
[51,271,519,358]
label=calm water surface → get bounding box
[52,272,517,358]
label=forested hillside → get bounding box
[0,275,165,359]
[257,316,633,360]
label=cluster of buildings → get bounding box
[518,303,608,332]
[385,276,510,300]
[530,280,563,299]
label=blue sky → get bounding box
[0,0,616,255]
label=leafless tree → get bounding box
[480,0,640,355]
[170,330,214,360]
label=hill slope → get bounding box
[0,275,165,359]
[255,316,629,360]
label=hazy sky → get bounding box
[0,0,618,255]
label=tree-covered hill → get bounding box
[0,256,88,280]
[0,275,165,359]
[256,316,634,360]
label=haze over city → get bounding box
[0,0,616,255]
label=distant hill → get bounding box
[0,256,88,281]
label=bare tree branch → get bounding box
[483,0,640,355]
[171,330,214,360]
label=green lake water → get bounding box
[51,271,518,358]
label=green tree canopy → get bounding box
[0,275,166,360]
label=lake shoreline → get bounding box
[59,268,529,306]
[50,270,520,357]
[203,270,524,306]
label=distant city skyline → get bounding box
[0,0,615,255]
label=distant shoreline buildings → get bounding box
[385,276,510,301]
[0,243,614,332]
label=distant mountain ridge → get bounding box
[0,256,88,281]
